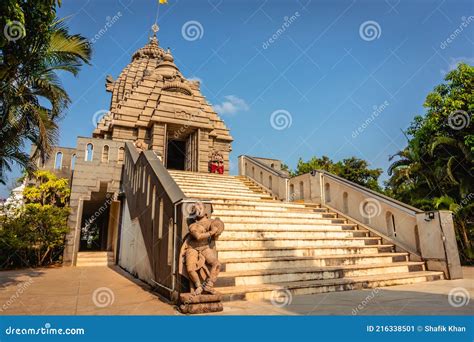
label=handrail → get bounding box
[241,155,290,178]
[324,203,422,258]
[142,150,185,204]
[316,170,423,215]
[125,142,140,163]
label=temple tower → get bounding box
[93,26,233,173]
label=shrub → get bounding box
[0,170,70,269]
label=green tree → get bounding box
[0,0,91,184]
[292,156,383,192]
[387,63,473,262]
[0,170,70,268]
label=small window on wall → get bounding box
[71,154,76,170]
[102,145,109,163]
[85,143,94,161]
[386,212,397,237]
[54,152,63,170]
[324,183,331,202]
[342,192,349,213]
[118,147,124,162]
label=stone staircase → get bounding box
[168,170,444,301]
[76,251,114,267]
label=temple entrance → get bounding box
[166,139,186,170]
[79,183,115,252]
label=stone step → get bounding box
[182,189,267,197]
[216,261,426,287]
[223,223,359,231]
[183,193,274,201]
[211,199,322,210]
[76,252,113,267]
[168,171,240,179]
[218,271,445,301]
[179,188,263,197]
[175,182,258,191]
[220,253,408,272]
[217,216,347,225]
[220,229,368,240]
[216,236,381,249]
[212,210,338,219]
[176,180,260,187]
[222,222,356,230]
[217,244,394,259]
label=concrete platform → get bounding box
[0,266,472,315]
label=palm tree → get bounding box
[0,19,91,184]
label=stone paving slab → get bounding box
[0,265,472,315]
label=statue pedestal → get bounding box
[178,293,223,314]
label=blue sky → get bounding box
[1,0,473,196]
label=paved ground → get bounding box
[0,265,472,315]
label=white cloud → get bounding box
[441,57,474,75]
[213,95,249,115]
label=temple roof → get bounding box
[93,29,233,143]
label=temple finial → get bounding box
[151,23,159,37]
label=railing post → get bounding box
[319,172,325,206]
[415,211,462,279]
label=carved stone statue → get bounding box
[178,202,225,313]
[209,150,224,174]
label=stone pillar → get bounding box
[415,211,462,279]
